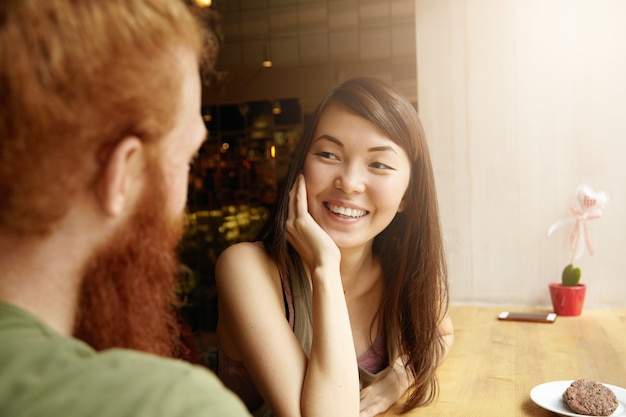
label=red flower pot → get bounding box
[549,283,586,316]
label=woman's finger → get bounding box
[294,174,308,220]
[286,175,299,226]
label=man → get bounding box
[0,0,250,415]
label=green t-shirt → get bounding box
[0,302,250,417]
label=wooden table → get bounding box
[382,305,626,417]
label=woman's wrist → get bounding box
[310,264,344,294]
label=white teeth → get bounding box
[328,204,367,218]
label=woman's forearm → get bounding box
[301,265,360,417]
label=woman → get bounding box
[216,77,453,417]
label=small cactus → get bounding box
[562,263,582,286]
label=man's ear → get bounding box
[97,137,144,217]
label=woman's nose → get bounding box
[334,165,365,194]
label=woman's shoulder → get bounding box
[217,241,271,269]
[215,241,280,288]
[215,241,289,362]
[218,240,266,260]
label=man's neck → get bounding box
[0,235,83,336]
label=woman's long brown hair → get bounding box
[257,77,449,411]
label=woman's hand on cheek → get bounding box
[286,174,340,273]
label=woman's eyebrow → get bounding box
[313,134,400,156]
[368,145,399,156]
[313,134,343,147]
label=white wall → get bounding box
[416,0,626,308]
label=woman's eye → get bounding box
[313,151,339,160]
[370,161,395,170]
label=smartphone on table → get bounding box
[498,311,557,323]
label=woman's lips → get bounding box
[324,202,368,218]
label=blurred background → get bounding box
[178,0,626,352]
[178,0,419,340]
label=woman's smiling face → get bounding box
[302,102,411,250]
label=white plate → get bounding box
[530,380,626,417]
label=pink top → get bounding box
[217,272,388,412]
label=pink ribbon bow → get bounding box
[548,184,609,261]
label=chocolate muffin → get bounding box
[563,379,618,416]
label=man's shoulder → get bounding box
[88,349,250,414]
[1,343,250,417]
[0,303,249,417]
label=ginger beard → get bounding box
[73,158,185,358]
